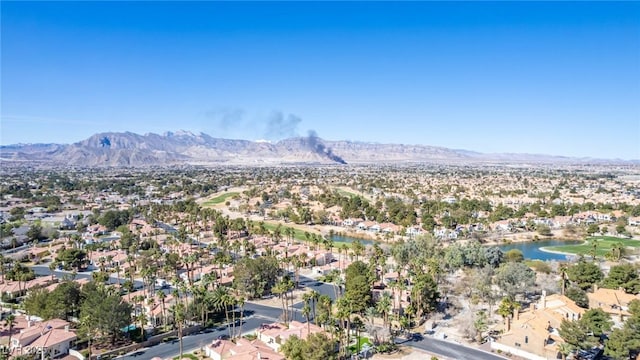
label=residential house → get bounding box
[628,217,640,226]
[587,287,640,326]
[379,223,400,234]
[405,227,423,237]
[11,318,77,359]
[204,338,284,360]
[491,293,585,360]
[492,220,513,232]
[256,321,324,352]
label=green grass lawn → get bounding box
[201,192,239,206]
[173,354,198,360]
[336,188,358,198]
[261,222,310,241]
[349,336,372,353]
[259,222,366,249]
[545,236,640,257]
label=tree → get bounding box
[376,292,392,329]
[497,297,520,320]
[411,273,440,319]
[565,286,589,308]
[605,299,640,360]
[559,318,596,351]
[559,264,569,296]
[79,315,95,359]
[98,209,132,231]
[586,224,599,236]
[273,276,295,324]
[4,314,15,347]
[462,240,487,267]
[233,256,281,299]
[302,294,312,334]
[504,249,524,263]
[443,243,464,271]
[281,333,337,360]
[559,308,612,353]
[581,308,613,336]
[558,342,573,360]
[280,335,306,360]
[345,261,374,313]
[536,223,552,237]
[27,223,44,242]
[473,310,489,343]
[171,302,186,360]
[495,262,535,298]
[56,248,87,271]
[485,247,504,268]
[80,282,132,344]
[601,264,640,294]
[567,260,603,291]
[305,333,337,360]
[610,242,627,262]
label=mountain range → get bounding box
[0,130,634,167]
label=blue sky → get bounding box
[1,1,639,159]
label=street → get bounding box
[400,336,507,360]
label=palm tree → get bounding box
[302,298,312,335]
[559,264,568,296]
[318,294,333,331]
[171,303,186,360]
[340,244,348,269]
[352,316,365,353]
[590,240,599,260]
[273,280,288,324]
[365,306,377,327]
[336,297,353,357]
[80,315,93,359]
[48,261,57,281]
[137,311,148,340]
[157,290,167,327]
[377,292,392,329]
[237,296,245,337]
[352,240,365,262]
[224,293,236,339]
[610,242,625,261]
[310,290,320,325]
[286,227,295,245]
[558,342,573,360]
[115,264,122,288]
[5,313,15,348]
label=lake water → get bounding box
[496,239,582,261]
[330,235,375,246]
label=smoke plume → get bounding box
[264,111,301,140]
[307,130,347,164]
[205,108,245,131]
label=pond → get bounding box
[329,235,375,246]
[496,239,583,261]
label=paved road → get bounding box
[116,302,293,360]
[117,315,268,360]
[400,336,507,360]
[31,265,145,288]
[112,276,503,360]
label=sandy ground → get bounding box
[246,288,308,309]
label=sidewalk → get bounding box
[373,347,452,360]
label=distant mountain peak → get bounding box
[0,130,636,167]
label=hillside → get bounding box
[0,130,633,167]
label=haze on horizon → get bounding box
[1,2,639,160]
